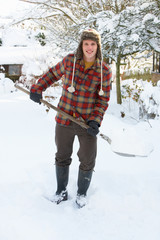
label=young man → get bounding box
[30,29,112,208]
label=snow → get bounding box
[143,13,155,22]
[0,75,15,93]
[1,77,160,240]
[2,28,30,47]
[0,46,54,65]
[0,0,31,18]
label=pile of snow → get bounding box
[0,74,15,94]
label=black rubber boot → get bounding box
[55,165,69,204]
[76,169,93,208]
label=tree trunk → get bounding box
[116,55,122,104]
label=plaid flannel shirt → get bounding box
[31,54,112,126]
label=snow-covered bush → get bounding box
[35,32,46,46]
[121,79,160,120]
[139,81,160,119]
[18,46,61,88]
[20,59,47,88]
[121,79,144,114]
[121,79,144,103]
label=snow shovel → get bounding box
[15,84,152,157]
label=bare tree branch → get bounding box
[19,0,79,24]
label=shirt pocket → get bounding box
[81,79,98,93]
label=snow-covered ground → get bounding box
[0,78,160,240]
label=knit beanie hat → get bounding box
[75,29,102,60]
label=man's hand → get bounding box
[87,120,99,137]
[30,91,42,104]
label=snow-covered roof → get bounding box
[0,46,50,65]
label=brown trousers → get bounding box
[55,122,97,171]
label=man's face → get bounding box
[82,39,98,62]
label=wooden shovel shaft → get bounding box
[15,84,112,144]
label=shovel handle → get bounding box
[15,84,112,145]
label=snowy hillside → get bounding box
[0,78,160,240]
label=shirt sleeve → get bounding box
[30,56,67,94]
